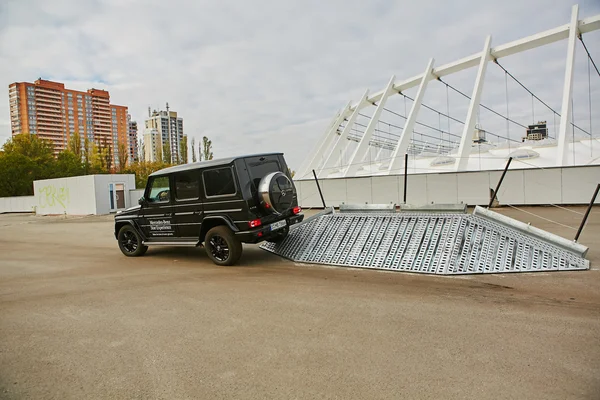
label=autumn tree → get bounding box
[162,141,171,164]
[118,142,128,172]
[123,160,172,189]
[67,132,83,159]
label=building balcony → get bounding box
[37,120,65,128]
[35,92,62,101]
[36,112,64,119]
[36,104,63,115]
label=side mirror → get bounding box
[138,196,146,206]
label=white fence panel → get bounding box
[457,171,489,205]
[426,174,458,204]
[129,189,145,207]
[0,196,36,213]
[296,165,600,207]
[523,169,563,205]
[372,176,400,205]
[561,167,600,204]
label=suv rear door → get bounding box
[243,155,286,216]
[171,171,203,240]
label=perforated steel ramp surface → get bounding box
[260,211,590,275]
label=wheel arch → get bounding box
[114,220,145,240]
[199,216,238,242]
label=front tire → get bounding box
[205,226,242,266]
[117,225,148,257]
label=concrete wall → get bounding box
[34,175,97,215]
[295,165,600,208]
[0,196,36,213]
[33,174,136,215]
[129,189,145,207]
[93,175,136,214]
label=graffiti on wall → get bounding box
[38,184,70,209]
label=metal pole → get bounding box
[574,183,600,241]
[488,157,513,208]
[312,169,327,208]
[403,153,408,204]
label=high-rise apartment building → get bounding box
[127,116,139,163]
[143,105,185,163]
[8,79,137,167]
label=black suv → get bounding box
[114,153,303,265]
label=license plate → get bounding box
[270,220,287,231]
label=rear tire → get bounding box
[205,226,242,266]
[117,225,148,257]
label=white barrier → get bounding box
[295,165,600,208]
[0,196,36,213]
[129,189,144,207]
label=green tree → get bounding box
[54,150,85,178]
[3,133,54,165]
[83,136,92,174]
[0,134,56,195]
[191,137,197,163]
[0,152,39,196]
[202,136,213,160]
[180,136,188,164]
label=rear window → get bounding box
[247,159,281,187]
[203,167,236,197]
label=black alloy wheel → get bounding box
[209,235,230,262]
[117,225,148,257]
[205,226,242,266]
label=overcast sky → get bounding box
[1,0,599,171]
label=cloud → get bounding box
[0,0,599,170]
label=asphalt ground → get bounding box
[0,206,599,399]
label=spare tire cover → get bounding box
[258,172,295,214]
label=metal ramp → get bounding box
[260,206,590,275]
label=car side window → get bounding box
[174,172,199,201]
[203,167,236,197]
[147,176,170,203]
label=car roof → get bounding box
[148,152,284,177]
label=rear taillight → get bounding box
[293,206,301,215]
[248,219,262,228]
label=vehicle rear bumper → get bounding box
[235,214,304,243]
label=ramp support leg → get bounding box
[403,153,408,204]
[575,183,600,241]
[489,157,513,208]
[312,169,327,208]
